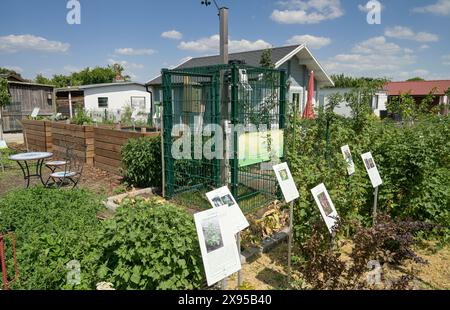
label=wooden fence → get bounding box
[21,119,52,152]
[51,122,94,165]
[94,127,159,174]
[21,120,160,173]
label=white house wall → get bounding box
[83,84,151,115]
[318,88,388,118]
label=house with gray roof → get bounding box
[147,44,334,114]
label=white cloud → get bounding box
[0,34,69,53]
[178,35,272,53]
[352,36,402,54]
[286,34,331,49]
[420,44,430,50]
[2,65,23,73]
[413,0,450,16]
[358,1,384,12]
[271,0,344,24]
[323,36,419,80]
[161,30,183,40]
[385,26,439,43]
[114,48,156,56]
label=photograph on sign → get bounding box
[361,152,382,188]
[31,107,40,118]
[311,183,339,234]
[273,162,299,203]
[206,186,249,233]
[341,145,355,175]
[194,206,242,286]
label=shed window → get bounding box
[98,97,108,108]
[131,96,146,110]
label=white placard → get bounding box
[194,206,242,286]
[311,183,339,234]
[31,107,40,118]
[0,140,7,149]
[341,145,355,176]
[273,162,299,203]
[361,152,382,188]
[206,186,249,234]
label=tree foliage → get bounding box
[260,49,275,69]
[0,67,23,79]
[406,77,425,82]
[330,74,389,89]
[34,64,130,87]
[0,77,10,108]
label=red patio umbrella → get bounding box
[303,70,315,119]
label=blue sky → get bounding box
[0,0,449,82]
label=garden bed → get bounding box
[94,127,159,175]
[52,122,94,164]
[21,119,52,152]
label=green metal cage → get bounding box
[162,63,286,214]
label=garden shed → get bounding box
[0,74,55,132]
[162,63,286,213]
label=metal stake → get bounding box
[222,278,227,290]
[373,186,379,226]
[237,232,242,288]
[287,200,294,285]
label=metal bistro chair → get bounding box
[44,140,70,185]
[46,145,85,189]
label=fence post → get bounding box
[230,64,239,199]
[162,69,174,198]
[213,74,221,187]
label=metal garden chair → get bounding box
[46,144,85,189]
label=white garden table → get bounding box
[9,152,53,188]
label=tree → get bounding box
[0,67,23,79]
[260,49,274,69]
[35,74,53,85]
[407,77,425,82]
[0,77,11,140]
[34,64,130,88]
[330,74,389,89]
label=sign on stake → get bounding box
[194,206,242,288]
[361,152,383,225]
[273,162,299,285]
[205,186,249,288]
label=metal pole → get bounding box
[373,186,379,226]
[237,232,242,288]
[68,91,73,119]
[222,278,227,290]
[219,7,229,65]
[160,106,165,198]
[287,200,294,285]
[0,236,8,290]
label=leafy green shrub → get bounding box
[121,136,162,188]
[286,114,450,243]
[0,187,102,289]
[93,198,203,290]
[72,108,93,125]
